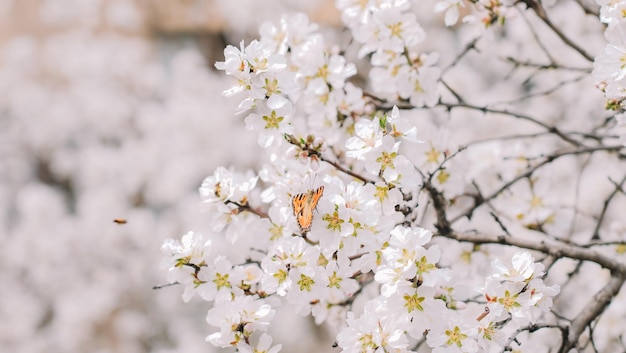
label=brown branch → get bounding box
[574,0,600,17]
[226,200,269,219]
[282,133,375,184]
[561,274,626,352]
[424,180,452,236]
[441,37,478,75]
[319,155,374,184]
[438,101,582,147]
[152,282,179,290]
[450,145,624,223]
[427,173,626,272]
[503,56,591,72]
[423,169,626,272]
[591,174,626,240]
[585,240,626,248]
[440,231,626,273]
[502,324,567,353]
[520,0,595,62]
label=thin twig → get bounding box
[319,155,374,184]
[521,0,594,62]
[561,275,626,352]
[442,230,626,273]
[438,101,582,146]
[450,145,624,223]
[441,37,479,74]
[591,174,626,240]
[502,324,566,353]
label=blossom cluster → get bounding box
[434,0,517,28]
[594,0,626,145]
[159,2,569,352]
[162,218,559,352]
[339,0,440,107]
[594,0,626,104]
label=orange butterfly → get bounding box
[292,186,324,233]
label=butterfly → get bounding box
[291,186,324,234]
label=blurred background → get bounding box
[0,1,339,352]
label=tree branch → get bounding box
[440,231,626,273]
[450,145,624,223]
[591,174,626,240]
[520,0,595,62]
[561,274,626,352]
[438,101,583,147]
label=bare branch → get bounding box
[438,101,583,146]
[561,274,626,352]
[450,145,624,223]
[591,174,626,240]
[520,0,595,62]
[574,0,600,16]
[441,37,479,75]
[502,324,566,353]
[441,231,626,273]
[319,154,375,185]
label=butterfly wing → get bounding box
[309,186,324,210]
[292,193,306,217]
[292,186,324,233]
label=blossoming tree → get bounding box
[161,1,626,352]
